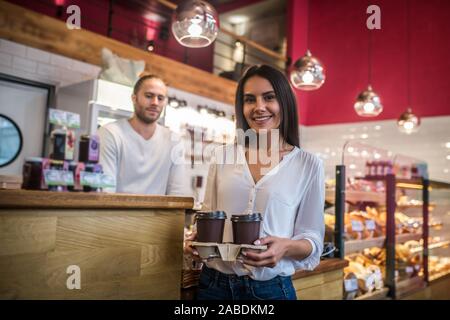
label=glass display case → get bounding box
[330,141,394,300]
[331,142,431,299]
[390,154,428,298]
[426,181,450,282]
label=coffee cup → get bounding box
[195,211,227,243]
[231,213,262,245]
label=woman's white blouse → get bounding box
[202,144,325,281]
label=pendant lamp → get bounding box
[354,25,383,117]
[354,85,383,117]
[397,108,420,134]
[289,0,325,90]
[171,0,219,48]
[290,50,325,90]
[397,0,420,134]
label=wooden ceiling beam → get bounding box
[0,0,237,105]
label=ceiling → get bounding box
[301,116,450,183]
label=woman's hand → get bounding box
[242,236,291,268]
[184,230,202,262]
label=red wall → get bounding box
[287,0,450,125]
[6,0,214,73]
[286,0,309,125]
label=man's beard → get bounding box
[135,108,160,124]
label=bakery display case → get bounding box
[415,180,450,282]
[389,154,428,298]
[327,141,393,300]
[328,142,430,300]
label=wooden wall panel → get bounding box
[0,207,185,299]
[0,1,237,105]
[55,212,184,249]
[140,244,183,276]
[292,269,344,300]
[293,269,342,290]
[296,279,343,300]
[0,216,56,256]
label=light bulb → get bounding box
[363,102,375,113]
[403,121,414,131]
[187,23,203,37]
[301,71,314,84]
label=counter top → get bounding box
[0,189,194,209]
[292,258,348,280]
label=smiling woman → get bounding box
[235,65,299,148]
[184,65,325,301]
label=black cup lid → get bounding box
[231,213,262,222]
[196,211,227,220]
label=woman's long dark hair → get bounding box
[235,64,300,148]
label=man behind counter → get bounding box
[98,74,190,196]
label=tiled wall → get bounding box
[0,39,101,88]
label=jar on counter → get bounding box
[82,163,103,192]
[46,159,66,192]
[22,157,49,190]
[67,161,85,192]
[78,134,100,163]
[50,129,75,161]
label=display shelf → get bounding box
[396,233,423,243]
[429,269,450,282]
[346,237,386,254]
[325,189,385,204]
[345,233,423,254]
[395,276,426,298]
[355,287,389,300]
[396,203,435,210]
[429,221,443,229]
[410,241,450,254]
[396,178,423,185]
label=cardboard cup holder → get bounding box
[192,242,267,262]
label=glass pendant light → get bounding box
[354,22,383,117]
[290,50,325,90]
[397,0,420,134]
[397,108,420,134]
[289,0,326,90]
[171,0,219,48]
[354,85,383,117]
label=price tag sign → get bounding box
[365,219,376,231]
[344,278,358,292]
[49,108,66,126]
[80,171,101,188]
[351,220,364,232]
[61,171,74,186]
[66,112,80,129]
[43,169,64,186]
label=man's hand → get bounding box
[242,236,291,268]
[184,230,202,262]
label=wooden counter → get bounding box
[401,272,450,300]
[0,190,194,300]
[291,258,348,300]
[181,258,348,300]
